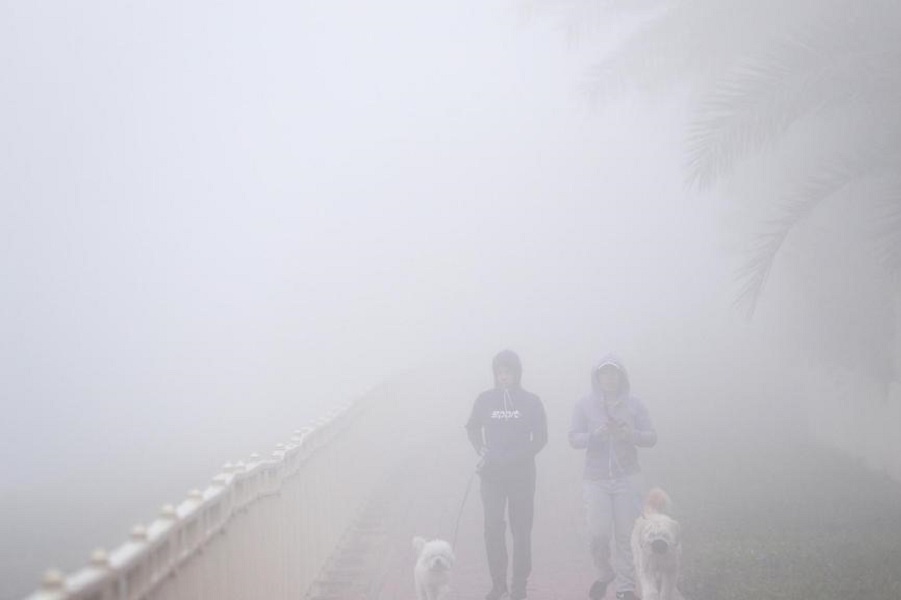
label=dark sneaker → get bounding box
[615,592,637,600]
[588,579,612,600]
[510,585,527,600]
[485,586,508,600]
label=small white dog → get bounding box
[631,488,683,600]
[413,536,455,600]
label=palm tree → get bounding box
[563,0,901,314]
[549,0,901,379]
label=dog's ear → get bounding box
[645,487,672,515]
[412,536,426,554]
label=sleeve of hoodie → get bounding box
[630,398,657,447]
[465,394,485,454]
[568,399,594,449]
[530,395,548,455]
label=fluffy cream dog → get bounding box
[631,488,683,600]
[413,537,455,600]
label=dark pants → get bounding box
[479,460,536,592]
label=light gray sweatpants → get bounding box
[583,474,643,594]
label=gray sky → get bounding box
[0,1,734,596]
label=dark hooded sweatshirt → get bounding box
[465,350,548,474]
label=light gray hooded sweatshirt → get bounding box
[569,354,657,480]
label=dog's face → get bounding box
[413,537,455,572]
[636,514,680,557]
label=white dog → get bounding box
[413,536,455,600]
[631,488,683,600]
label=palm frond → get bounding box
[735,140,901,316]
[582,0,765,103]
[734,201,811,318]
[559,0,901,319]
[583,0,842,105]
[581,5,689,103]
[536,0,666,16]
[865,173,901,273]
[687,10,901,189]
[532,0,668,51]
[523,0,664,34]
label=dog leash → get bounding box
[451,457,482,551]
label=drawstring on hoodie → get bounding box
[595,356,629,478]
[503,388,515,416]
[603,396,626,478]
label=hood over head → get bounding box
[492,349,522,387]
[591,353,631,397]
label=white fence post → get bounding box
[19,382,409,600]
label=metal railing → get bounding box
[22,382,407,600]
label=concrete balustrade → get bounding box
[20,383,406,600]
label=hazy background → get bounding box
[1,1,788,597]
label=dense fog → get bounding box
[3,1,899,598]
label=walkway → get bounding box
[306,389,901,600]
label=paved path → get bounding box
[307,375,901,600]
[356,424,609,600]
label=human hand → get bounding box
[592,425,610,441]
[611,421,633,441]
[475,454,486,473]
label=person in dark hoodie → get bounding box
[569,355,657,600]
[466,350,548,600]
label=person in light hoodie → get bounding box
[466,349,548,600]
[569,355,657,600]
